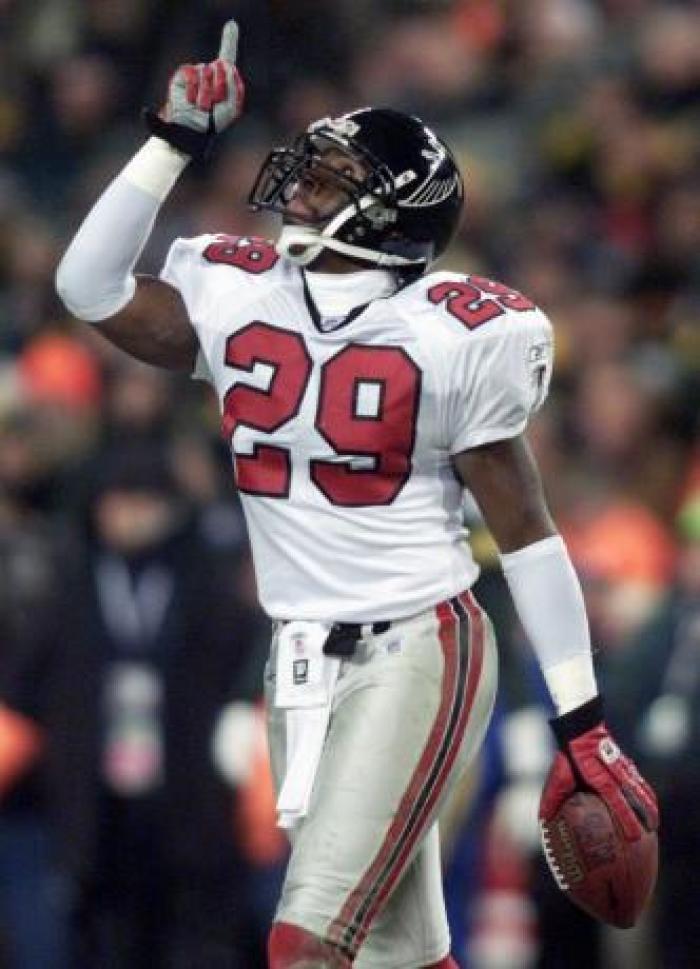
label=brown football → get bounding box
[540,791,658,928]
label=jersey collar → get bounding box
[300,268,400,334]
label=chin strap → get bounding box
[276,225,422,269]
[276,226,325,266]
[276,192,425,269]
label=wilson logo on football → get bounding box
[554,820,585,886]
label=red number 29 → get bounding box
[222,323,312,498]
[429,274,535,329]
[222,324,421,506]
[312,345,421,506]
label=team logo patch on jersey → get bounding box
[293,659,309,685]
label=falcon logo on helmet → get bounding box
[311,115,361,140]
[248,107,465,275]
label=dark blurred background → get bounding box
[0,1,698,967]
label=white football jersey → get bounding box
[161,234,554,623]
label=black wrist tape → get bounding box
[550,694,604,747]
[143,109,213,162]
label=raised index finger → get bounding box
[218,20,239,64]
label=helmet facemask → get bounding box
[249,132,401,267]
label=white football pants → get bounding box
[265,589,498,969]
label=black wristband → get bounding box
[550,694,604,747]
[143,109,214,162]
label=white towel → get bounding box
[274,621,340,829]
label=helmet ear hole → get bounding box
[363,203,396,230]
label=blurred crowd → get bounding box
[0,1,698,967]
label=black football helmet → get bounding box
[248,107,464,272]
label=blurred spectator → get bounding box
[606,492,700,968]
[568,358,685,519]
[19,330,102,412]
[98,356,174,444]
[10,331,103,517]
[0,216,64,351]
[65,443,275,968]
[1,441,279,968]
[0,457,68,969]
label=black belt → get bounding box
[324,620,391,657]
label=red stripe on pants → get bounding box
[328,592,485,958]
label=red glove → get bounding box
[144,19,245,160]
[539,696,659,841]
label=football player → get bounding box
[55,21,658,969]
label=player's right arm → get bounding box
[55,21,244,371]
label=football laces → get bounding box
[540,820,570,891]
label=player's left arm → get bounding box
[454,437,660,840]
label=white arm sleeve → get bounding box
[55,138,188,322]
[499,535,598,714]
